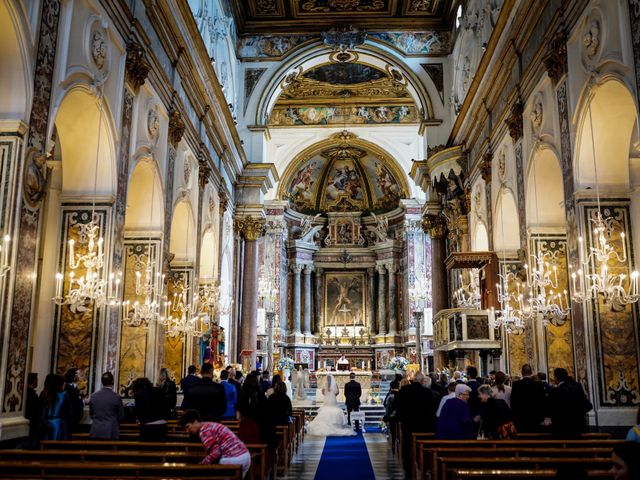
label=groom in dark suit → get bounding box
[344,372,362,429]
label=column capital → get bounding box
[376,264,387,275]
[125,41,150,93]
[168,109,185,146]
[303,264,314,275]
[543,30,568,85]
[234,216,265,241]
[422,213,447,239]
[505,101,524,142]
[386,263,397,274]
[290,263,304,274]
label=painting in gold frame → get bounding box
[324,271,366,328]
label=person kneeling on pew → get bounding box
[180,409,251,478]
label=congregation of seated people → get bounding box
[385,364,640,479]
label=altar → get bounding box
[314,370,372,403]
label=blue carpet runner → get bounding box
[313,432,376,480]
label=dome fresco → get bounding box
[281,141,406,214]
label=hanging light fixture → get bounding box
[453,269,482,308]
[53,87,120,312]
[569,88,639,310]
[121,175,166,328]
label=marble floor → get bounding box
[282,432,406,480]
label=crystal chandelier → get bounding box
[517,252,570,326]
[453,269,481,308]
[569,92,639,311]
[53,88,119,313]
[492,269,524,332]
[162,275,208,338]
[199,279,232,322]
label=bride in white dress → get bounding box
[307,374,356,436]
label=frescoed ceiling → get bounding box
[278,132,409,214]
[231,0,454,34]
[269,62,419,126]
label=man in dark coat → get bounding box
[396,373,437,474]
[64,368,85,433]
[25,373,40,447]
[180,365,199,408]
[547,368,592,438]
[89,372,123,439]
[511,363,546,432]
[465,366,481,417]
[184,364,226,421]
[344,372,362,428]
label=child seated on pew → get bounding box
[180,409,251,478]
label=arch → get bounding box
[0,0,32,120]
[493,188,520,252]
[276,134,412,209]
[254,46,434,126]
[54,88,117,196]
[575,78,638,190]
[526,147,565,228]
[199,228,217,280]
[124,159,164,232]
[473,222,489,251]
[170,200,196,263]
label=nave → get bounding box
[283,431,405,480]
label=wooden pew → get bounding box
[415,439,621,480]
[438,457,612,480]
[39,441,269,480]
[0,460,242,479]
[428,448,613,480]
[450,469,612,479]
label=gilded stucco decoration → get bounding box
[298,0,389,13]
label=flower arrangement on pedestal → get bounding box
[277,356,295,372]
[388,355,410,373]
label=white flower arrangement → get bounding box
[388,355,410,373]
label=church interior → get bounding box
[1,0,640,478]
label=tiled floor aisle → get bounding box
[282,433,406,480]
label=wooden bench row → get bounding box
[0,460,243,479]
[409,437,620,480]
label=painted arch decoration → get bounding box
[278,132,409,214]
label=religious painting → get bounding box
[369,31,451,56]
[285,159,318,212]
[323,159,365,210]
[295,348,315,370]
[303,63,387,84]
[324,272,366,327]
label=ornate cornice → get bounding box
[543,30,568,85]
[505,101,523,142]
[234,216,265,241]
[168,109,186,146]
[125,41,150,92]
[422,213,447,239]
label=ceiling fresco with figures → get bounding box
[269,62,419,126]
[232,0,454,34]
[279,133,408,214]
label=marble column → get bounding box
[314,267,323,335]
[387,264,398,336]
[291,263,303,335]
[367,267,375,336]
[423,214,448,315]
[303,265,313,335]
[377,265,387,335]
[236,217,265,371]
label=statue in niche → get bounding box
[337,221,353,244]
